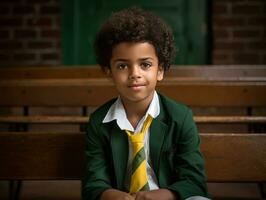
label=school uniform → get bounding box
[82,92,210,200]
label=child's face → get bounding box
[109,42,164,105]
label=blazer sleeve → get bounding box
[166,109,209,200]
[82,117,112,200]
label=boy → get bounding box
[82,7,210,200]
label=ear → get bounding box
[157,65,164,81]
[104,67,112,77]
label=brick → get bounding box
[28,41,53,49]
[213,30,230,40]
[212,52,234,64]
[212,0,266,65]
[41,53,59,60]
[213,3,228,14]
[0,18,23,27]
[14,53,36,61]
[263,54,266,64]
[0,0,60,67]
[0,0,21,2]
[55,17,61,26]
[232,4,262,15]
[27,18,52,27]
[214,0,243,2]
[233,30,261,38]
[215,41,245,50]
[14,30,37,39]
[0,5,11,15]
[41,29,60,38]
[214,17,246,27]
[56,41,61,48]
[247,17,266,26]
[26,0,51,3]
[40,6,59,15]
[247,42,266,50]
[233,53,260,64]
[0,42,23,49]
[0,30,10,39]
[212,52,230,60]
[0,54,11,60]
[13,5,34,15]
[50,0,59,3]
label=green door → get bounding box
[61,0,208,65]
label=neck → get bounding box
[121,92,154,129]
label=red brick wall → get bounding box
[0,0,265,67]
[0,0,61,67]
[212,0,266,64]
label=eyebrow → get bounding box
[113,57,154,62]
[140,57,154,61]
[112,59,128,62]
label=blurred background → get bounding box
[0,0,265,67]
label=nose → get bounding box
[129,65,141,80]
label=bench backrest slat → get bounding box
[1,65,266,79]
[1,79,266,107]
[1,116,266,124]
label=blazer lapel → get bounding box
[110,123,128,190]
[149,109,168,177]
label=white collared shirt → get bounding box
[103,91,160,190]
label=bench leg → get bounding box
[9,180,22,200]
[9,181,14,200]
[259,183,266,200]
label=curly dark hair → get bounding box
[94,7,176,71]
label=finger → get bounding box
[131,193,136,197]
[134,191,146,200]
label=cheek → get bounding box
[112,73,127,84]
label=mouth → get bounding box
[128,84,146,90]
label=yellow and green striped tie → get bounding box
[125,115,153,194]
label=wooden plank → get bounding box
[0,79,117,107]
[0,132,86,180]
[158,80,266,107]
[194,116,266,123]
[0,132,265,182]
[0,79,266,107]
[1,65,266,79]
[166,65,266,77]
[201,133,266,182]
[0,116,89,123]
[0,66,106,79]
[0,115,266,124]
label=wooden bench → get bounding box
[1,65,266,126]
[1,65,266,79]
[0,131,265,182]
[0,77,266,127]
[0,66,266,199]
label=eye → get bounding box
[140,62,152,69]
[116,63,128,70]
[141,62,152,69]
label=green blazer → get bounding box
[82,93,209,200]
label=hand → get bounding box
[101,189,135,200]
[132,189,177,200]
